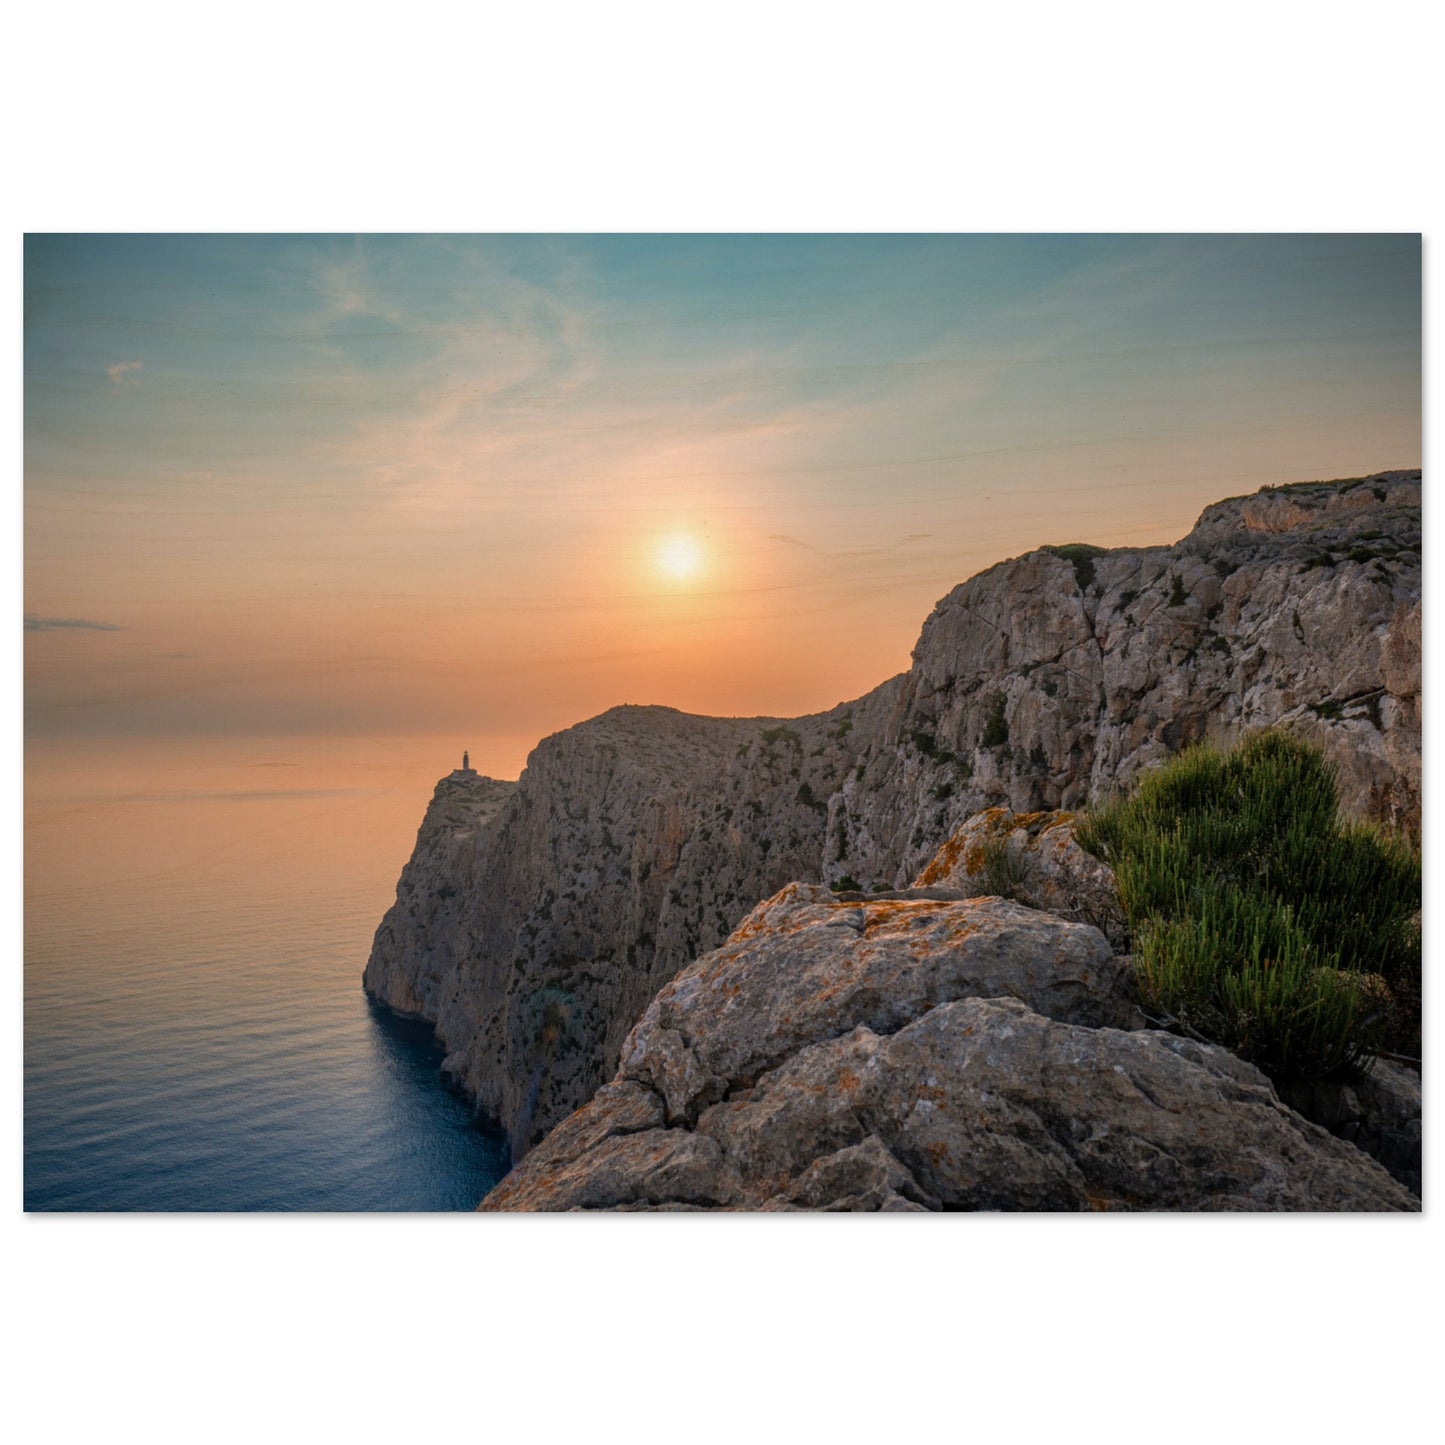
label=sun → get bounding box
[656,533,704,582]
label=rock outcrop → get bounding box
[618,884,1142,1128]
[1276,1061,1423,1196]
[363,771,516,1018]
[366,469,1421,1156]
[913,807,1127,948]
[835,468,1421,897]
[481,882,1416,1211]
[368,705,876,1153]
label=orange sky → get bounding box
[25,235,1421,770]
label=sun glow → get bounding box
[656,533,704,582]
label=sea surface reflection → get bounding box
[24,734,512,1211]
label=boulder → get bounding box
[1276,1059,1422,1196]
[483,888,1416,1212]
[486,999,1417,1212]
[618,884,1138,1126]
[912,807,1126,948]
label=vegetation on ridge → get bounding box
[1076,731,1420,1083]
[1042,542,1106,590]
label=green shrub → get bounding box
[761,725,801,749]
[979,835,1027,901]
[795,781,825,812]
[1076,731,1420,1082]
[832,875,862,893]
[980,695,1009,749]
[1043,542,1106,590]
[911,729,956,764]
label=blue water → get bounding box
[24,737,512,1211]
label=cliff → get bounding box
[363,772,517,1018]
[365,469,1421,1158]
[481,868,1418,1212]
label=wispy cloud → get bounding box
[24,615,124,632]
[770,530,932,559]
[309,244,405,327]
[107,360,142,388]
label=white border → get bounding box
[6,5,1438,1442]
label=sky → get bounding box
[24,233,1421,769]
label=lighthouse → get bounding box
[461,749,475,774]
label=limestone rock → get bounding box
[764,1136,937,1212]
[835,469,1421,898]
[368,470,1421,1154]
[913,808,1126,948]
[619,885,1137,1128]
[362,771,515,1018]
[483,893,1415,1212]
[381,705,865,1156]
[1276,1060,1422,1196]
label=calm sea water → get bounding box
[23,735,525,1211]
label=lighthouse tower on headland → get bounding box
[451,749,478,779]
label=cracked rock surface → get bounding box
[362,772,516,1019]
[368,470,1421,1154]
[913,806,1127,948]
[482,886,1417,1212]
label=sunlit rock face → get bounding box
[833,468,1421,893]
[380,704,880,1159]
[363,773,516,1019]
[911,807,1127,949]
[481,884,1416,1212]
[365,469,1420,1158]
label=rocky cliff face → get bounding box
[363,772,517,1018]
[367,705,877,1154]
[833,468,1421,892]
[365,469,1421,1157]
[481,878,1417,1212]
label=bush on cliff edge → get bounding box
[1076,731,1420,1082]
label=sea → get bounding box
[22,733,530,1211]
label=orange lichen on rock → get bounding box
[1009,810,1056,833]
[914,818,990,884]
[915,851,959,887]
[913,809,1017,884]
[918,807,1087,887]
[861,899,956,938]
[861,898,951,921]
[726,891,819,944]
